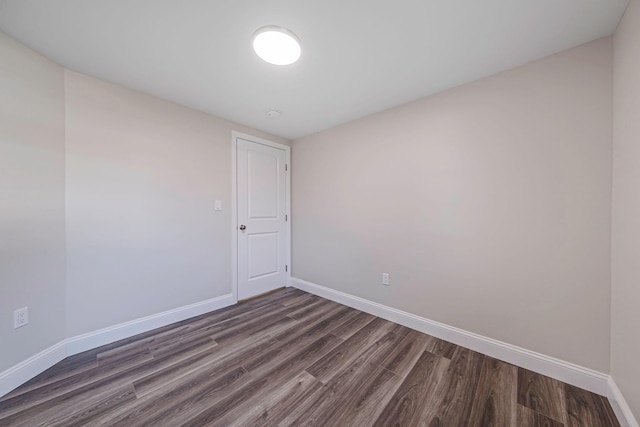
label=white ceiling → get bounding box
[0,0,629,139]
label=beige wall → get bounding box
[612,0,640,419]
[64,71,287,335]
[292,38,613,372]
[0,33,66,371]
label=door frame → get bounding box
[231,131,291,303]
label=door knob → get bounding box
[239,225,246,230]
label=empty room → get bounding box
[0,0,638,426]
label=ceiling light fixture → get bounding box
[252,26,301,65]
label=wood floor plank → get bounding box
[390,323,412,337]
[324,366,404,427]
[424,335,458,359]
[2,329,224,419]
[565,384,620,427]
[0,382,138,427]
[206,296,316,344]
[48,385,137,427]
[419,346,486,425]
[280,292,318,307]
[596,397,622,427]
[89,287,299,363]
[13,350,98,392]
[380,329,431,377]
[107,365,251,426]
[134,335,279,397]
[223,371,324,427]
[286,298,334,320]
[373,350,451,426]
[211,314,299,347]
[467,356,518,426]
[94,334,287,424]
[243,306,354,373]
[280,300,349,333]
[518,405,566,427]
[0,288,622,427]
[179,334,343,426]
[290,331,411,426]
[518,368,568,424]
[97,346,153,368]
[306,317,402,383]
[0,351,154,418]
[0,356,99,403]
[148,334,218,359]
[330,310,376,340]
[85,287,299,357]
[274,303,355,342]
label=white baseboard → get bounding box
[0,341,67,399]
[65,293,235,356]
[291,277,609,396]
[0,293,235,398]
[608,377,639,427]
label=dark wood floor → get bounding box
[0,287,620,426]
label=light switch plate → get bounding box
[214,200,222,211]
[382,273,390,286]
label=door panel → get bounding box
[248,150,279,218]
[237,137,287,300]
[248,233,279,278]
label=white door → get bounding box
[236,137,288,300]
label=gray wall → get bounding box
[612,0,640,419]
[292,38,613,373]
[0,33,66,370]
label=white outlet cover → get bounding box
[14,307,29,329]
[382,273,390,286]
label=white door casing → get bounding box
[233,133,290,300]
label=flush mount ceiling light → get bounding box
[252,26,301,65]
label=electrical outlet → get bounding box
[14,307,28,329]
[382,273,390,286]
